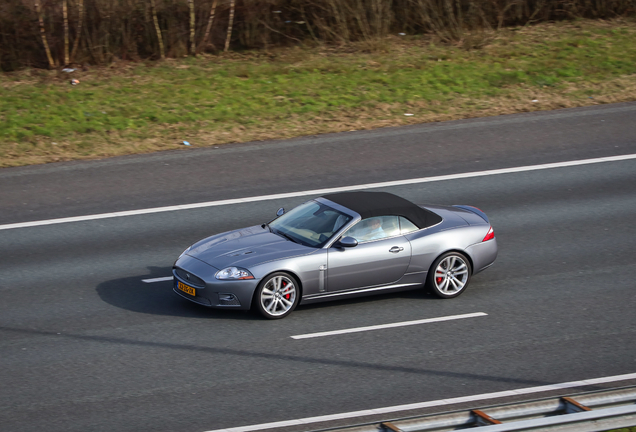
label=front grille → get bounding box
[173,286,212,306]
[173,267,206,287]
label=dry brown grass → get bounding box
[4,73,635,168]
[2,19,636,167]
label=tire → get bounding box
[427,252,472,299]
[253,272,300,319]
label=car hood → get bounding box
[186,225,314,269]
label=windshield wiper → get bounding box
[272,229,298,244]
[261,222,272,232]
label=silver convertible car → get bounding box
[173,192,497,319]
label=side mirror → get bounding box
[335,236,358,248]
[276,208,285,217]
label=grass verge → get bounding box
[1,18,636,167]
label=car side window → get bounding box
[399,217,419,234]
[344,216,400,243]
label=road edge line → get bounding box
[2,153,635,231]
[204,372,636,432]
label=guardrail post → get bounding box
[380,421,403,432]
[561,396,592,414]
[472,409,503,426]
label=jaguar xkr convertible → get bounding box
[173,191,497,319]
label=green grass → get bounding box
[1,19,636,166]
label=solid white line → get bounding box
[142,276,173,283]
[2,153,635,231]
[291,312,487,340]
[204,372,636,432]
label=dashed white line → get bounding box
[203,372,636,432]
[142,276,173,283]
[2,153,635,231]
[291,312,487,339]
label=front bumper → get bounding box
[172,255,260,310]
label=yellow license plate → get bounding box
[177,281,196,296]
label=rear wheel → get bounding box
[427,252,472,298]
[253,272,299,319]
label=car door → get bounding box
[326,216,412,291]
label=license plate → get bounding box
[177,281,196,296]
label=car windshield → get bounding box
[269,201,353,248]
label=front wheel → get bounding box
[427,252,472,299]
[253,272,300,319]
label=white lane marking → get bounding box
[204,372,636,432]
[291,312,487,340]
[142,276,173,283]
[2,153,635,231]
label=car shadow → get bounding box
[96,266,442,319]
[95,266,260,320]
[295,288,440,312]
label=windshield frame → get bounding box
[269,199,359,249]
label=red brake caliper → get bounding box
[282,281,291,300]
[436,265,445,284]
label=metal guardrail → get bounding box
[317,386,636,432]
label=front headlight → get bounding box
[215,267,255,280]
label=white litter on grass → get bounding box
[398,33,406,36]
[182,141,191,146]
[404,113,414,116]
[532,99,539,102]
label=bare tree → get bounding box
[200,0,218,52]
[149,0,165,59]
[224,0,235,52]
[34,0,55,68]
[102,0,113,62]
[63,0,70,65]
[4,0,633,70]
[70,0,84,63]
[188,0,196,55]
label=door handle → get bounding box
[389,246,404,253]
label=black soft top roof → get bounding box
[322,191,442,229]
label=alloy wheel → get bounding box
[430,253,471,298]
[258,274,297,318]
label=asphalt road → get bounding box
[1,102,635,432]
